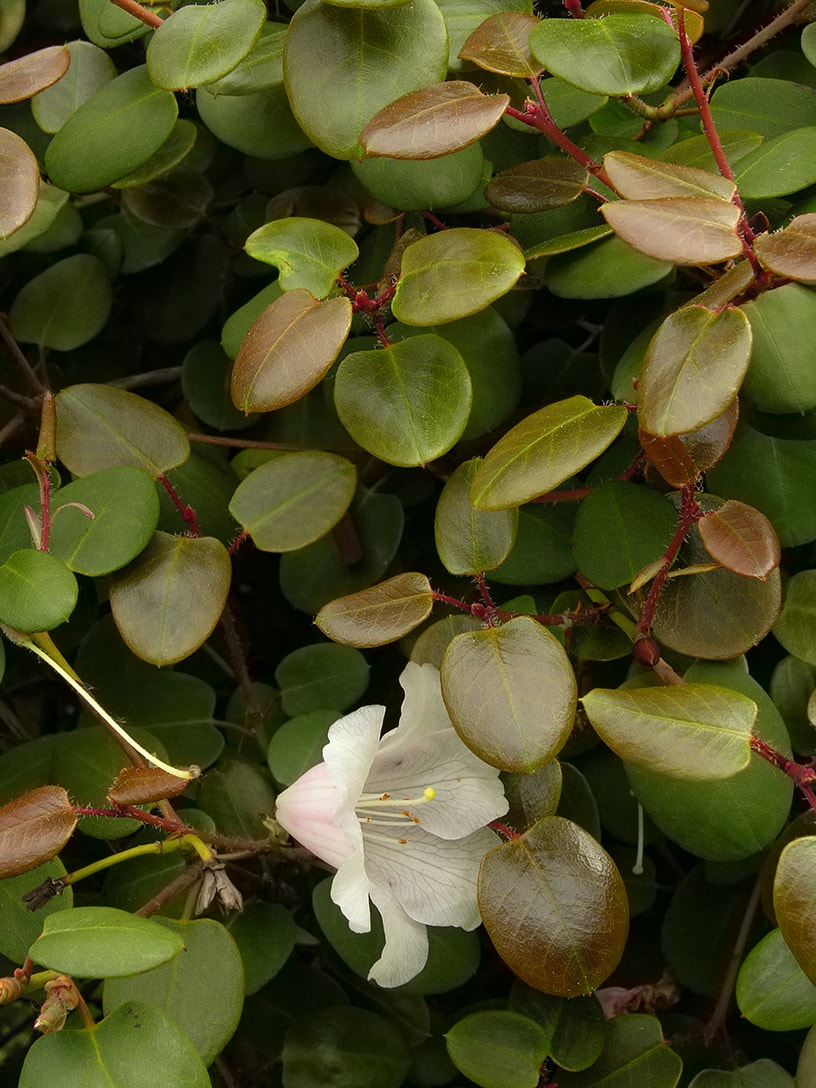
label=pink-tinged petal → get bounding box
[332,846,372,933]
[378,662,453,754]
[274,762,356,869]
[365,729,507,839]
[367,880,429,988]
[363,825,498,930]
[323,704,384,812]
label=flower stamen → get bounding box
[356,785,437,830]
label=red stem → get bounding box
[108,0,163,27]
[751,737,816,810]
[158,475,202,537]
[635,484,702,639]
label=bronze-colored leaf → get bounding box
[485,157,588,214]
[602,197,742,265]
[754,214,816,284]
[360,81,509,160]
[0,128,39,240]
[315,572,433,647]
[108,767,189,806]
[604,149,735,201]
[640,398,739,487]
[0,45,70,104]
[231,289,352,413]
[698,499,781,579]
[0,786,77,879]
[458,11,542,78]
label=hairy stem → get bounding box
[108,0,163,28]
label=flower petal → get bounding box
[363,824,498,930]
[365,728,508,839]
[378,663,453,753]
[332,845,372,933]
[367,879,429,988]
[274,762,356,868]
[324,703,384,813]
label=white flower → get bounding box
[274,661,508,988]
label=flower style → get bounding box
[274,661,508,988]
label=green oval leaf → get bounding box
[0,127,39,240]
[10,254,112,351]
[441,616,577,772]
[231,290,352,413]
[545,234,672,299]
[275,642,368,716]
[31,40,116,133]
[146,0,266,90]
[392,228,525,325]
[572,480,677,590]
[470,395,628,510]
[315,572,434,647]
[0,858,74,963]
[529,13,680,96]
[109,532,231,666]
[554,1013,681,1087]
[352,142,485,212]
[55,383,190,479]
[582,683,756,780]
[741,284,816,414]
[244,217,359,298]
[637,305,751,436]
[0,549,78,632]
[435,459,518,574]
[30,906,184,977]
[446,1010,550,1088]
[736,927,816,1031]
[44,65,178,193]
[103,918,244,1064]
[334,335,472,466]
[228,451,356,551]
[48,466,160,576]
[478,815,629,996]
[284,0,448,160]
[360,81,508,159]
[19,1001,210,1088]
[283,1005,410,1087]
[734,127,816,199]
[774,570,816,666]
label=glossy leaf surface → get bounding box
[741,284,816,414]
[698,500,780,579]
[479,816,629,996]
[146,0,266,90]
[10,253,112,351]
[583,684,756,780]
[55,384,190,479]
[557,1014,681,1087]
[0,44,69,102]
[485,157,588,214]
[458,11,541,77]
[44,65,178,192]
[360,81,508,159]
[392,227,525,326]
[315,572,434,647]
[334,335,471,465]
[601,197,742,265]
[0,127,39,239]
[0,549,78,632]
[0,785,76,879]
[30,906,184,977]
[284,0,448,159]
[755,214,816,283]
[19,1002,209,1088]
[529,13,680,96]
[637,306,751,436]
[470,396,627,510]
[229,452,356,551]
[435,459,518,574]
[774,836,816,987]
[736,927,816,1031]
[110,532,231,665]
[244,217,359,297]
[445,1011,550,1088]
[231,290,352,412]
[603,150,736,201]
[441,616,577,771]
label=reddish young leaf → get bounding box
[640,398,739,487]
[754,213,816,284]
[360,81,509,160]
[0,786,77,879]
[108,766,189,806]
[698,500,781,579]
[458,11,541,78]
[0,45,70,104]
[602,197,742,265]
[315,572,433,647]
